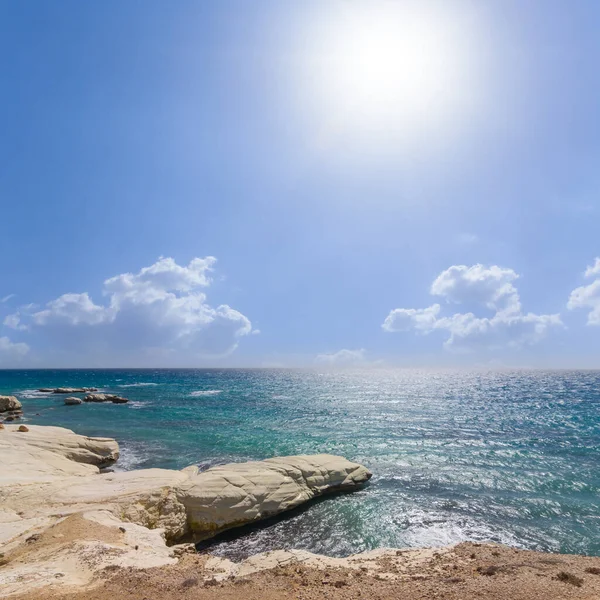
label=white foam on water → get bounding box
[112,445,147,472]
[127,401,149,410]
[17,389,53,399]
[190,390,222,397]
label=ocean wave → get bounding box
[117,382,160,388]
[127,401,149,410]
[112,445,147,472]
[17,389,53,399]
[190,390,223,397]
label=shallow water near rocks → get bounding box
[2,368,599,559]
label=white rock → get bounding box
[177,454,372,539]
[0,424,373,597]
[0,396,21,413]
[0,424,119,467]
[64,397,83,405]
[0,511,176,598]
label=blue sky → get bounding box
[1,0,600,367]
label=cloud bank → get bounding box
[3,257,253,363]
[383,264,562,351]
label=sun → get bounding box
[296,2,475,142]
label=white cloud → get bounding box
[0,336,29,362]
[315,348,366,366]
[15,257,253,359]
[33,293,113,326]
[584,257,600,279]
[1,294,16,303]
[383,264,562,351]
[430,264,521,314]
[568,260,600,325]
[2,312,29,331]
[382,305,441,332]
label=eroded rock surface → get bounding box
[178,455,372,540]
[0,424,371,597]
[0,396,21,413]
[1,425,119,470]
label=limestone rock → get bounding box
[0,437,101,485]
[0,424,119,468]
[0,396,21,413]
[17,425,29,432]
[1,425,370,553]
[84,393,108,402]
[83,393,128,403]
[0,511,176,598]
[177,454,372,539]
[64,397,83,405]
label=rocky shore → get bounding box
[0,424,371,596]
[1,424,598,599]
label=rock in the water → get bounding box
[38,388,54,392]
[84,393,108,402]
[0,396,22,413]
[177,455,372,540]
[4,416,15,422]
[18,425,29,432]
[64,397,83,405]
[84,393,128,404]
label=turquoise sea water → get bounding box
[1,369,599,559]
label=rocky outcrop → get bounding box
[84,393,108,402]
[178,455,372,540]
[65,397,83,405]
[0,424,371,597]
[84,393,128,403]
[1,426,370,540]
[0,396,21,413]
[0,425,119,473]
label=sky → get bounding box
[1,0,600,368]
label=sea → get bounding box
[1,368,598,559]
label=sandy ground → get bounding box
[9,539,600,600]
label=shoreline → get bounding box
[1,423,599,598]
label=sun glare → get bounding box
[298,2,476,145]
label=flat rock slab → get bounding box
[0,424,119,469]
